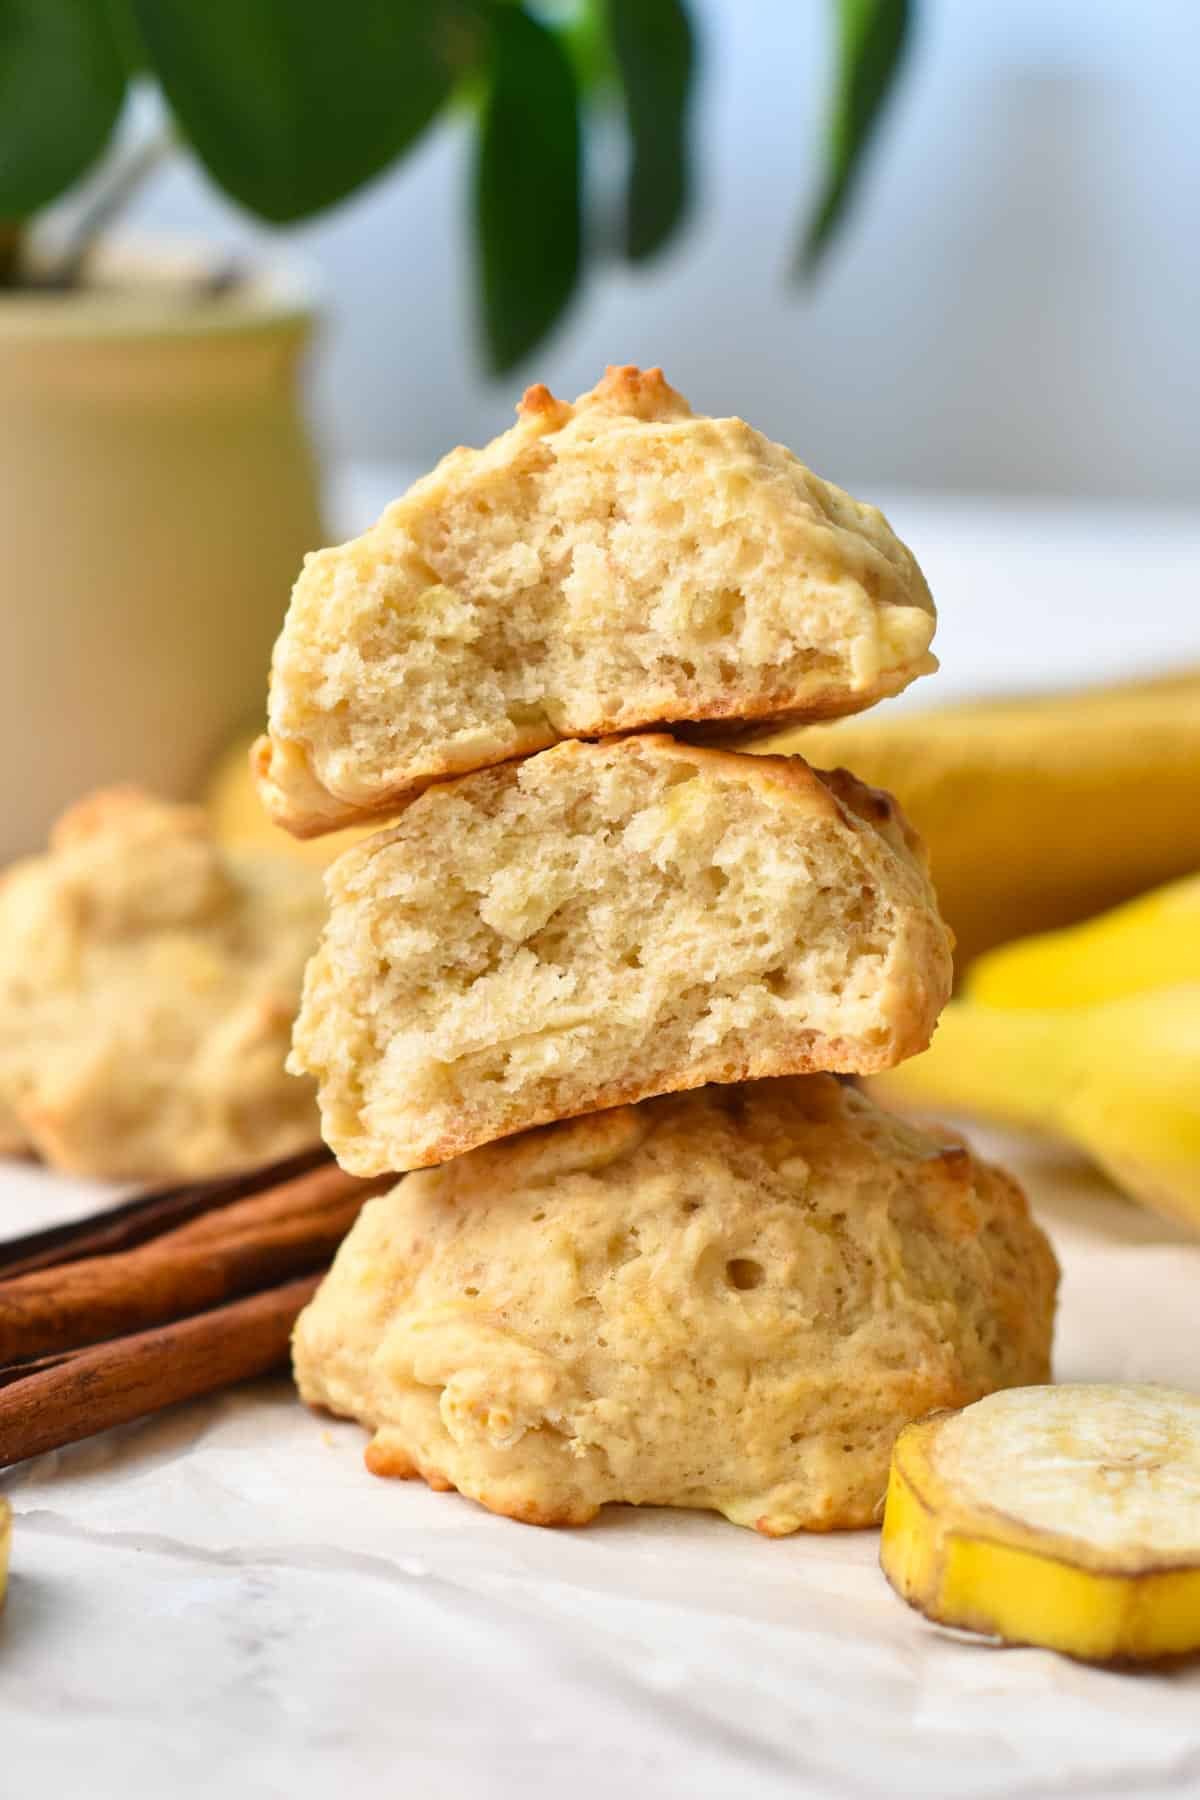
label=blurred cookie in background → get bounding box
[0,787,325,1182]
[0,1095,28,1158]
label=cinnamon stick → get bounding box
[166,1163,384,1246]
[0,1144,331,1280]
[0,1164,388,1362]
[0,1347,76,1392]
[0,1276,321,1466]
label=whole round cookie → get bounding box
[293,1075,1058,1533]
[256,365,937,836]
[0,787,325,1180]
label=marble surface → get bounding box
[2,1139,1200,1798]
[3,486,1199,1795]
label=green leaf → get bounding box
[132,0,475,224]
[607,0,695,262]
[561,0,617,99]
[475,5,581,374]
[0,0,128,215]
[799,0,912,276]
[105,0,148,77]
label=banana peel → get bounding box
[968,873,1200,1009]
[764,667,1200,970]
[881,1385,1200,1662]
[874,985,1200,1232]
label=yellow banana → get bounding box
[874,985,1200,1231]
[764,667,1200,970]
[967,873,1200,1009]
[881,1385,1200,1663]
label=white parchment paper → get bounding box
[1,1133,1198,1800]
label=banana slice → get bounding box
[881,1385,1200,1663]
[0,1498,10,1605]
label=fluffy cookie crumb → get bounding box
[257,366,936,835]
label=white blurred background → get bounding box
[115,0,1200,499]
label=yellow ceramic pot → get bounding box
[0,240,324,860]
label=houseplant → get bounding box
[0,0,910,858]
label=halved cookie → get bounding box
[256,366,936,836]
[293,1075,1057,1533]
[290,735,953,1174]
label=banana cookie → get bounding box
[0,787,324,1180]
[294,1075,1057,1533]
[290,735,954,1173]
[256,366,936,836]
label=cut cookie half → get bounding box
[256,366,937,836]
[289,734,954,1174]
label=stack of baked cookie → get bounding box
[259,368,1057,1534]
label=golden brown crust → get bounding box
[257,366,937,837]
[575,363,691,420]
[517,365,692,430]
[515,381,567,423]
[381,1030,908,1172]
[251,733,412,840]
[293,1077,1058,1534]
[364,1431,601,1526]
[256,660,935,841]
[318,735,939,939]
